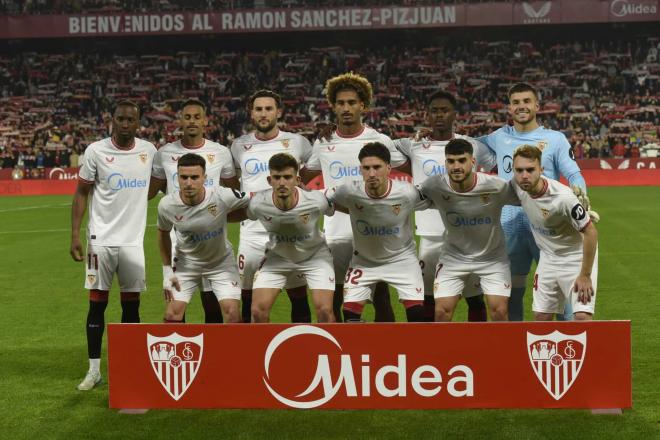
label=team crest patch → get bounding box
[527,330,586,400]
[541,208,550,218]
[139,153,148,163]
[480,194,491,204]
[281,139,290,149]
[206,154,215,164]
[87,274,96,284]
[299,213,311,224]
[148,333,203,401]
[207,204,219,217]
[537,141,548,152]
[392,204,402,215]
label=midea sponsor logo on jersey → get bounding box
[263,326,474,409]
[185,226,224,244]
[610,0,657,17]
[446,211,492,227]
[521,1,552,24]
[244,158,269,175]
[171,172,215,189]
[275,233,312,243]
[356,220,400,236]
[329,161,360,180]
[422,159,446,176]
[107,172,147,192]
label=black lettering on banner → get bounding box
[571,203,586,221]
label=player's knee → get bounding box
[434,301,454,322]
[316,305,334,323]
[164,309,184,322]
[488,301,508,321]
[534,312,554,321]
[251,302,270,323]
[573,312,593,321]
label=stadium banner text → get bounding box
[108,321,631,410]
[0,179,76,196]
[1,1,658,39]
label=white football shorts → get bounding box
[237,234,305,290]
[84,244,145,292]
[171,253,241,303]
[253,246,335,291]
[434,256,511,298]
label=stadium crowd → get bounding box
[0,36,658,171]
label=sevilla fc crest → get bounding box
[206,153,215,164]
[391,204,402,215]
[281,139,290,149]
[527,331,586,400]
[147,333,203,401]
[139,153,148,163]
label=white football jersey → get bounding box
[513,177,591,260]
[78,137,156,246]
[306,126,407,240]
[327,179,428,264]
[231,130,312,238]
[395,134,496,237]
[419,173,517,262]
[157,186,249,269]
[152,139,235,194]
[247,187,333,263]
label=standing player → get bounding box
[150,98,238,323]
[302,73,408,322]
[326,143,428,322]
[158,153,248,324]
[70,100,156,390]
[419,139,516,322]
[512,146,598,320]
[248,153,335,323]
[231,89,312,323]
[479,82,587,321]
[395,90,495,322]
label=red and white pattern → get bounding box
[148,333,204,401]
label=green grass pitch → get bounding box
[0,187,658,439]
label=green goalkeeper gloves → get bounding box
[571,185,600,224]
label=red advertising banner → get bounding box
[575,158,659,170]
[108,321,631,410]
[0,1,657,39]
[0,179,77,196]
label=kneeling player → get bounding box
[248,153,335,323]
[157,153,248,323]
[419,139,517,322]
[512,145,598,320]
[327,142,429,322]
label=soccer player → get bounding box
[326,142,428,323]
[302,72,409,322]
[479,82,587,321]
[150,98,238,323]
[231,89,312,323]
[248,153,335,323]
[157,153,248,324]
[512,145,598,320]
[395,90,496,322]
[70,100,156,390]
[418,139,516,322]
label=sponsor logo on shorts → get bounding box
[263,326,474,409]
[329,277,335,282]
[148,333,203,401]
[527,331,586,400]
[281,139,290,149]
[231,281,238,287]
[206,154,215,164]
[244,158,269,175]
[356,220,400,236]
[107,173,148,192]
[139,152,148,163]
[329,161,360,180]
[446,212,492,227]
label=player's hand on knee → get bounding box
[163,266,179,302]
[70,238,84,261]
[573,275,594,304]
[414,127,432,141]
